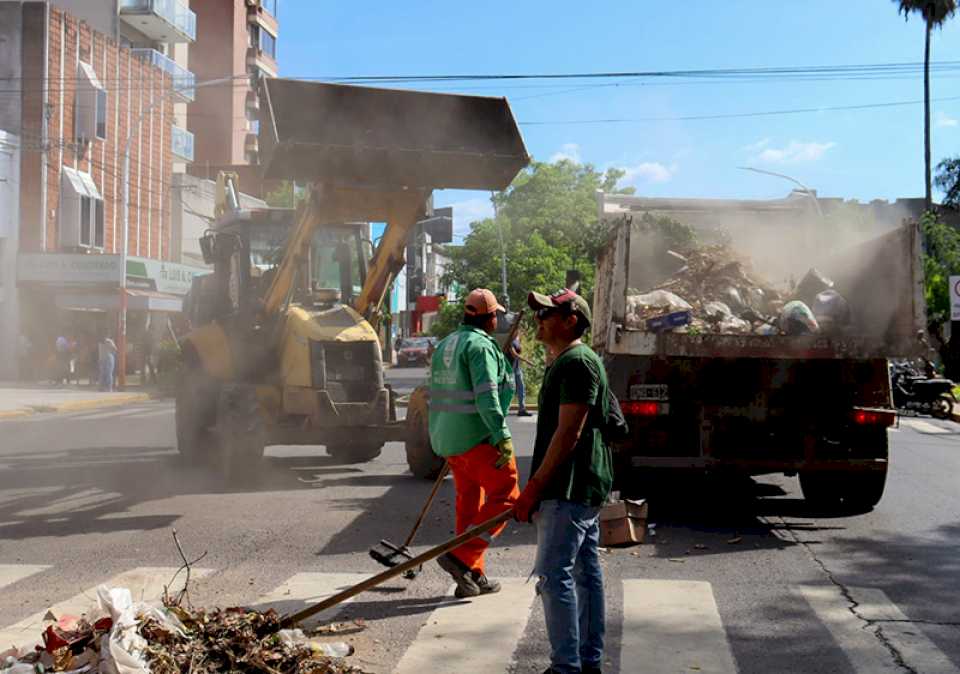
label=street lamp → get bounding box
[118,74,242,387]
[737,166,824,219]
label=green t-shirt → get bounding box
[530,344,613,507]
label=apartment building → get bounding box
[188,0,279,196]
[0,2,196,379]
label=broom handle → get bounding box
[402,461,450,548]
[279,509,513,628]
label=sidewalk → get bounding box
[0,382,151,419]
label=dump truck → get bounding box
[593,192,925,511]
[175,79,528,476]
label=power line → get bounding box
[517,94,960,126]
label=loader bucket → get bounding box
[258,78,529,191]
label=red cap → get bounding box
[465,288,506,316]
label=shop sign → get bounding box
[17,253,123,284]
[127,257,210,296]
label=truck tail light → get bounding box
[621,401,667,416]
[852,408,897,427]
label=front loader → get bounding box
[175,79,529,478]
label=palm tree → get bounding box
[896,0,957,211]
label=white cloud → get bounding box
[446,197,494,241]
[751,140,836,164]
[550,142,581,163]
[742,138,772,154]
[937,111,958,128]
[621,161,676,185]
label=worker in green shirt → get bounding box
[515,288,613,674]
[429,288,520,599]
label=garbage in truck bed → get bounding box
[625,242,851,336]
[0,586,366,674]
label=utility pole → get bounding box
[492,191,509,310]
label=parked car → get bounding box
[397,337,435,367]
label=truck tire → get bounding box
[215,384,266,478]
[326,443,383,463]
[800,432,888,512]
[405,385,444,479]
[175,370,218,461]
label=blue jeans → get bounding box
[514,365,526,411]
[534,499,605,673]
[98,354,115,392]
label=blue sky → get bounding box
[278,1,960,238]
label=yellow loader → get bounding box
[176,79,528,478]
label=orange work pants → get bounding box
[447,442,520,574]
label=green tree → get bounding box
[921,212,960,324]
[896,0,957,210]
[935,156,960,208]
[442,159,634,312]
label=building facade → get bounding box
[0,2,192,380]
[188,0,278,195]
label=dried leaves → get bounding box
[139,606,370,674]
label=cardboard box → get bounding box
[599,499,648,547]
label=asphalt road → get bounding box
[0,371,958,673]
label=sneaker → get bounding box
[437,553,480,598]
[517,409,532,417]
[454,570,501,598]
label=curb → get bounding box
[0,393,151,419]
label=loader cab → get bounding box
[309,223,369,308]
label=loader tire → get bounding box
[326,442,383,464]
[215,384,266,478]
[405,385,444,480]
[175,370,218,460]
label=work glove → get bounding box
[514,476,544,523]
[494,438,514,469]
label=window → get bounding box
[260,29,277,60]
[262,0,279,18]
[80,197,91,247]
[94,199,104,248]
[248,24,258,48]
[75,62,105,142]
[95,89,107,140]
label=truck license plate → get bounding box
[629,384,669,401]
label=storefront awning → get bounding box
[55,289,183,313]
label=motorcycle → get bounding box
[890,360,957,419]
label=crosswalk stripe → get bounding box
[0,566,213,649]
[853,587,959,674]
[255,572,370,626]
[901,418,951,434]
[622,579,737,674]
[796,585,905,673]
[394,578,536,674]
[0,565,49,591]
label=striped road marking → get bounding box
[255,572,370,626]
[797,586,905,673]
[394,578,537,674]
[900,418,952,434]
[0,566,213,649]
[0,565,49,591]
[621,579,737,674]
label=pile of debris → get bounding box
[1,587,367,674]
[626,242,849,337]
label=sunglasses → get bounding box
[535,306,571,321]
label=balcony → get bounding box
[171,125,194,162]
[119,0,196,43]
[131,48,195,102]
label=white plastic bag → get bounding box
[96,587,150,674]
[276,629,354,658]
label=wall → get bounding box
[28,7,175,258]
[50,0,118,39]
[188,0,244,168]
[0,131,21,379]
